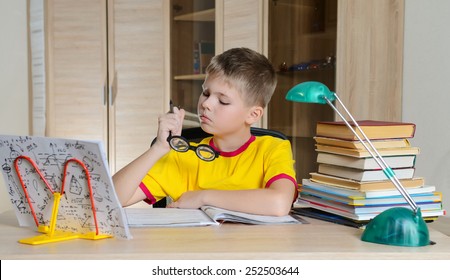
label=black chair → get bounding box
[179,126,287,142]
[152,126,288,208]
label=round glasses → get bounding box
[168,135,220,162]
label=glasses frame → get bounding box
[167,135,220,162]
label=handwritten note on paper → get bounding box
[0,135,131,239]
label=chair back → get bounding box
[180,126,287,142]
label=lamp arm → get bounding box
[325,94,419,213]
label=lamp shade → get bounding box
[285,81,336,104]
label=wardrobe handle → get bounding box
[109,85,114,106]
[109,71,117,107]
[103,85,107,106]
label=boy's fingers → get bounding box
[177,108,185,135]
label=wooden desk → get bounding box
[0,211,449,260]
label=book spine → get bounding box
[198,41,214,74]
[193,43,200,74]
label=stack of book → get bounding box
[297,120,445,226]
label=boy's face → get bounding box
[198,75,257,137]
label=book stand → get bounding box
[14,155,112,245]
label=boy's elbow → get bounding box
[268,182,296,216]
[272,205,292,217]
[270,194,293,216]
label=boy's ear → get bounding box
[246,106,264,125]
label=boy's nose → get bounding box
[200,98,212,111]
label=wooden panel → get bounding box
[222,0,265,127]
[223,0,264,52]
[46,0,108,144]
[109,0,166,172]
[336,0,404,121]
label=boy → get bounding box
[113,47,297,216]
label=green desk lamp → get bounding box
[286,81,430,247]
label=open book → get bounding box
[125,206,304,227]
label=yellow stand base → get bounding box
[79,231,112,240]
[19,230,112,245]
[37,225,50,233]
[19,192,112,245]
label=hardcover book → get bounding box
[318,164,415,182]
[309,172,425,191]
[316,152,416,170]
[316,120,416,140]
[315,144,420,158]
[314,136,411,150]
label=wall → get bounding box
[403,0,450,212]
[0,0,29,213]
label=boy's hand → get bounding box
[167,190,205,209]
[152,106,185,151]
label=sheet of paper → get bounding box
[0,135,131,239]
[201,206,304,225]
[125,208,218,227]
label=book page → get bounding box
[201,206,303,225]
[125,208,218,227]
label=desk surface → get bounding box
[0,211,449,260]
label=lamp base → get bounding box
[361,207,430,247]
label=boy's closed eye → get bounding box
[202,90,231,106]
[219,99,230,105]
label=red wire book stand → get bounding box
[14,155,112,245]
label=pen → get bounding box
[169,100,174,113]
[169,100,180,113]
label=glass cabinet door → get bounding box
[170,0,215,128]
[267,0,337,181]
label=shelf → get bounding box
[174,74,206,81]
[268,0,337,181]
[276,67,335,75]
[174,8,214,22]
[301,29,337,40]
[170,1,215,115]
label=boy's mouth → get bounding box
[199,114,211,123]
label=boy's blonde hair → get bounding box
[205,47,277,108]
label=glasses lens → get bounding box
[196,145,216,161]
[169,136,189,152]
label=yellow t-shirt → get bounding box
[139,135,297,204]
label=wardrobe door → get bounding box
[222,0,265,53]
[108,0,166,172]
[46,0,108,145]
